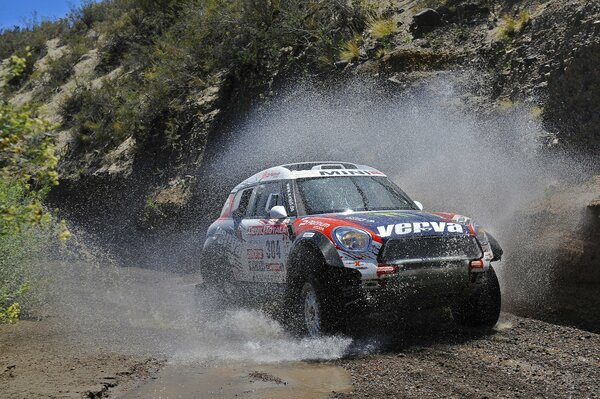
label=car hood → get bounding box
[297,210,472,243]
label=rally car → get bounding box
[201,162,502,337]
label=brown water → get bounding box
[123,362,352,399]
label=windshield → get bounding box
[296,176,416,215]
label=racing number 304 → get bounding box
[265,240,281,259]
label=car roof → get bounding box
[232,162,387,192]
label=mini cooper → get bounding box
[201,162,502,336]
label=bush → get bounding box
[57,0,371,157]
[1,58,69,322]
[6,0,373,169]
[44,43,88,89]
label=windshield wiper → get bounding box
[351,178,371,210]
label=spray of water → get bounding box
[204,75,594,312]
[42,75,595,365]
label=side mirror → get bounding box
[269,205,288,219]
[414,201,424,210]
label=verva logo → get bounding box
[376,222,464,237]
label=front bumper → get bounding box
[341,260,481,313]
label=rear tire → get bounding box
[198,250,239,308]
[452,266,501,328]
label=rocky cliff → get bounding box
[1,0,599,329]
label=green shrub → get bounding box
[1,60,69,322]
[6,0,373,167]
[44,43,88,90]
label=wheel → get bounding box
[299,277,345,337]
[452,266,501,328]
[198,250,239,308]
[285,246,348,337]
[302,281,324,337]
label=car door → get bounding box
[240,181,292,284]
[224,187,254,281]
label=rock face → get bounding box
[502,179,600,332]
[545,41,600,153]
[2,0,597,270]
[409,9,442,37]
[483,0,600,153]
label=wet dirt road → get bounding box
[122,362,352,399]
[115,314,600,399]
[2,266,599,398]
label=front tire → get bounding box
[299,278,345,337]
[452,266,501,328]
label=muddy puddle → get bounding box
[122,361,352,399]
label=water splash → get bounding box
[43,75,595,364]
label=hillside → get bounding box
[1,0,600,330]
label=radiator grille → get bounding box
[380,235,481,263]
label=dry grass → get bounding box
[498,10,530,41]
[339,36,362,62]
[369,18,397,40]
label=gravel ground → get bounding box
[333,314,600,399]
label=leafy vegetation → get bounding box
[2,0,373,164]
[0,1,377,320]
[0,55,68,323]
[7,1,372,165]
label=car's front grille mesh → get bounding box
[380,235,481,263]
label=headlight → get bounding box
[333,227,372,252]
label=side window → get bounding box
[248,182,282,218]
[233,188,253,217]
[219,193,235,218]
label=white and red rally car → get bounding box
[202,162,502,336]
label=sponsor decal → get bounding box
[376,221,464,237]
[318,170,382,176]
[261,170,280,179]
[247,225,287,235]
[298,220,330,229]
[452,214,471,224]
[303,232,315,238]
[266,263,283,272]
[249,261,282,272]
[285,182,296,213]
[249,260,265,271]
[215,228,243,258]
[247,248,264,260]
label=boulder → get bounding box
[410,9,442,37]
